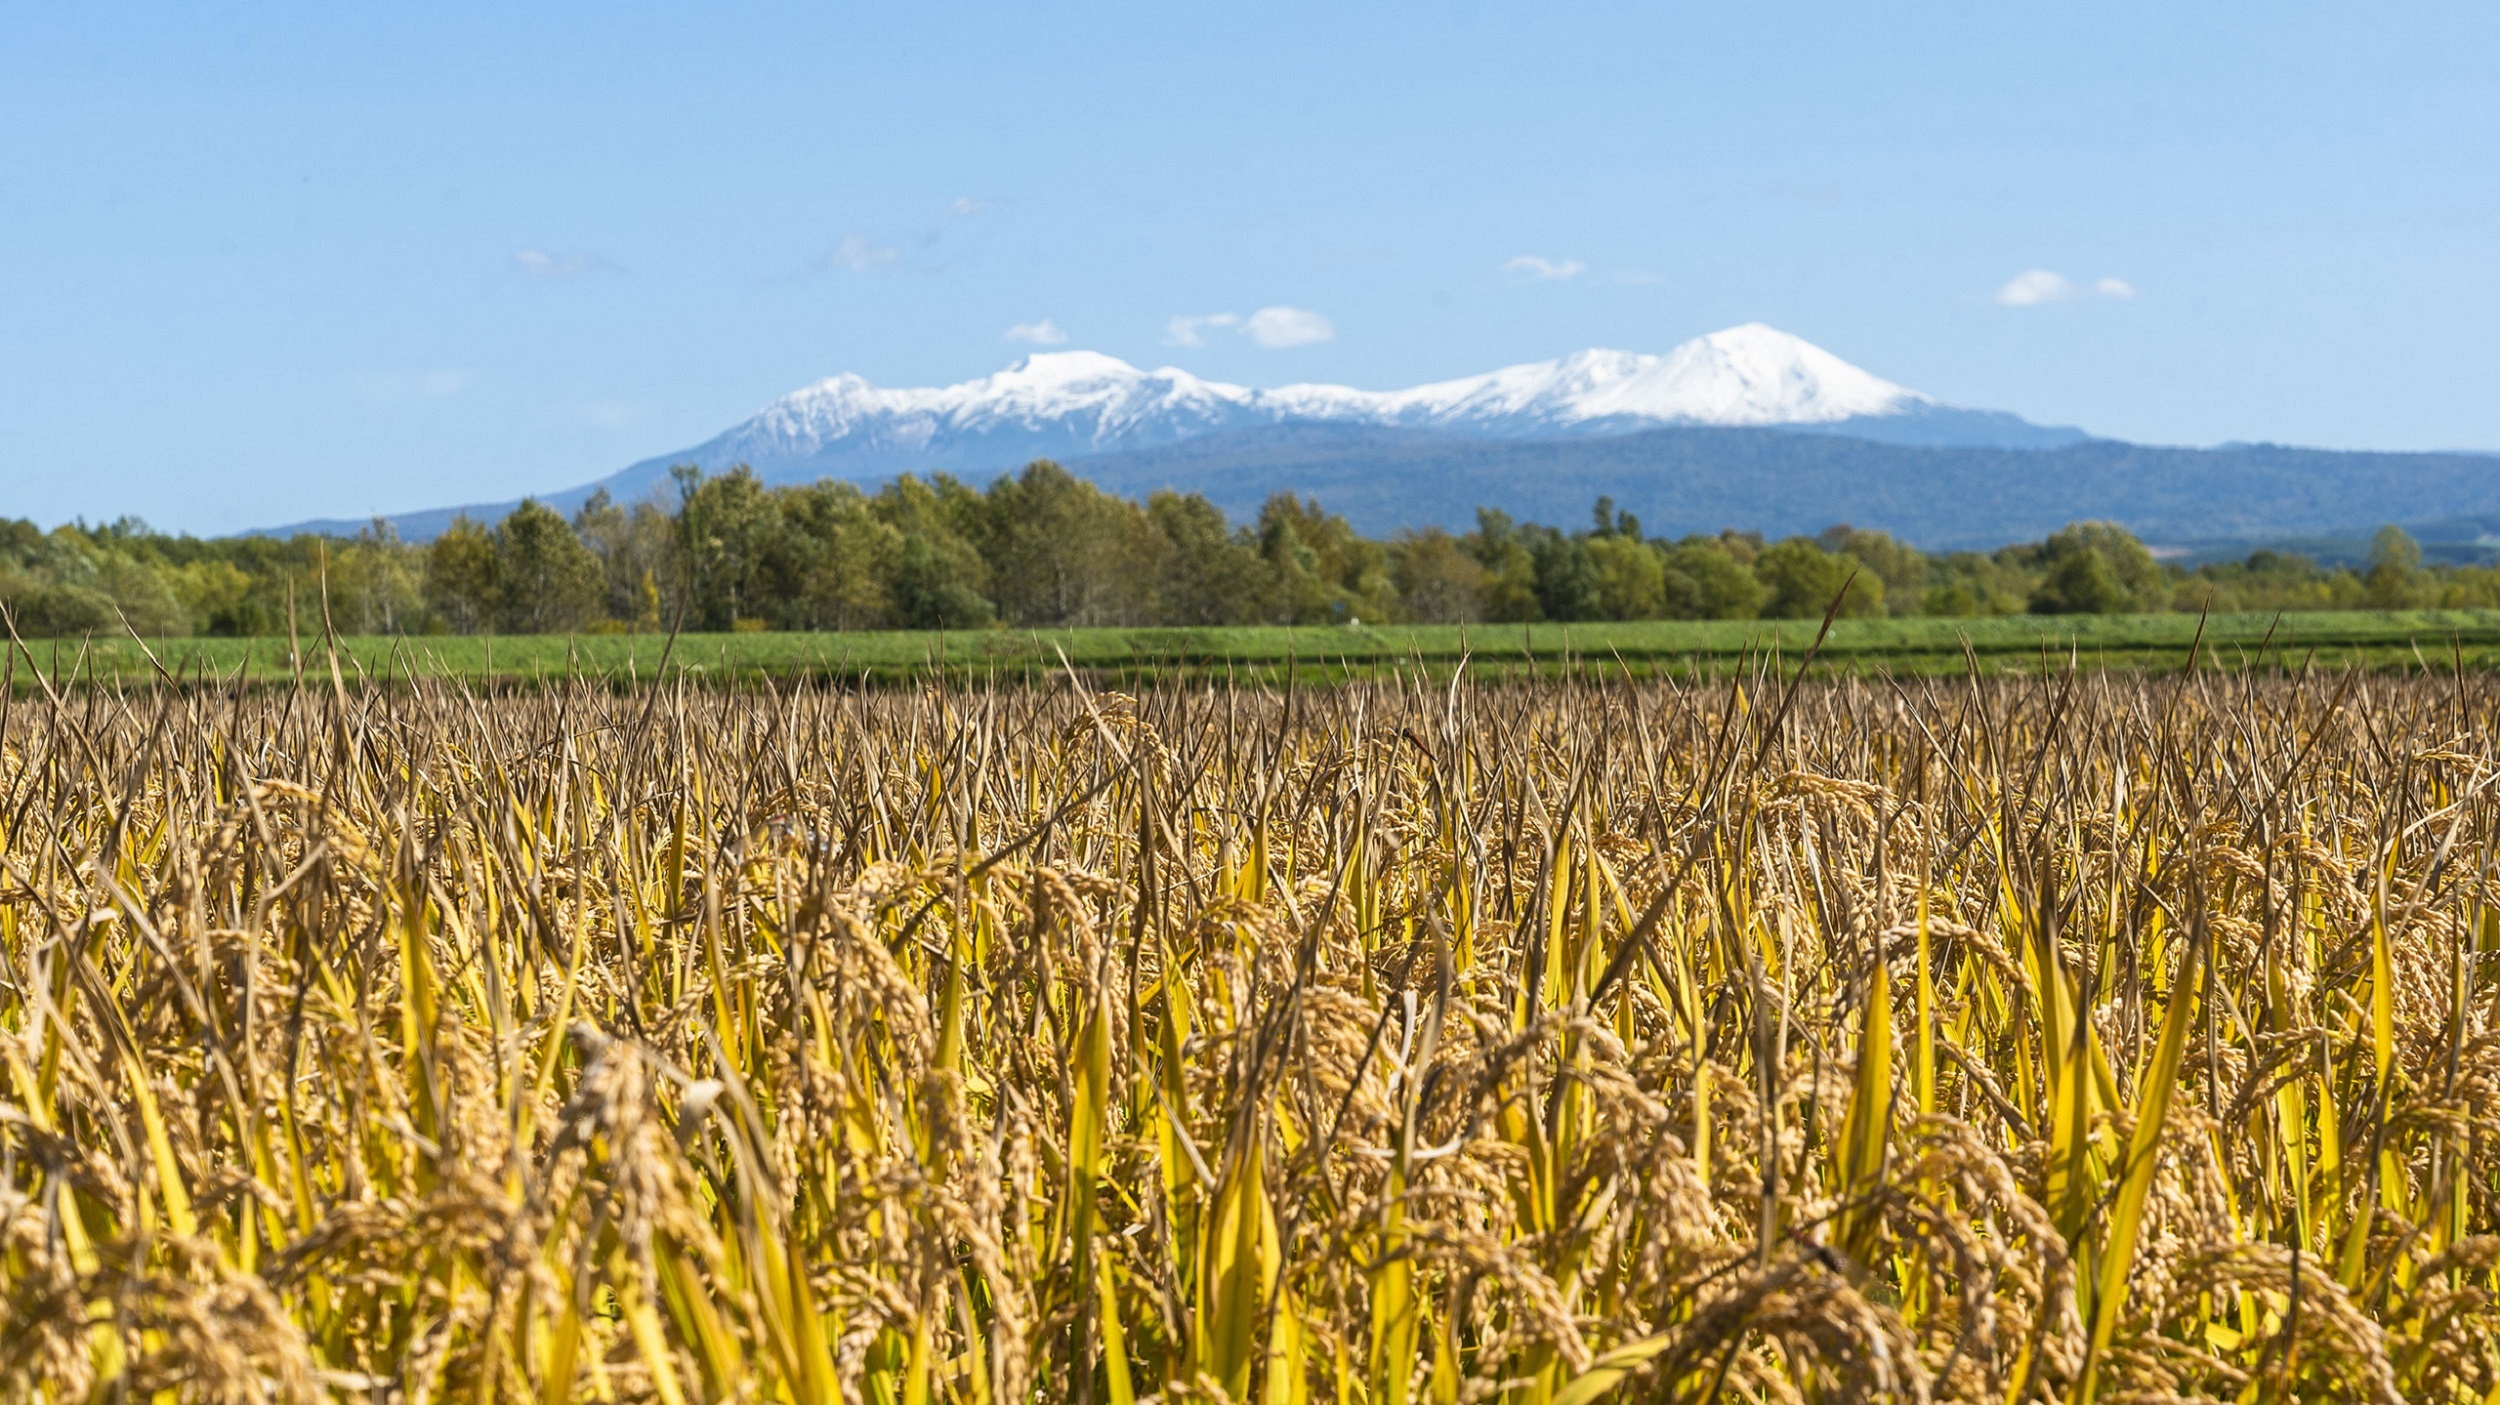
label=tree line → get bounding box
[0,460,2483,637]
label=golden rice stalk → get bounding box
[0,665,2491,1403]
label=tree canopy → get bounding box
[1,464,2481,637]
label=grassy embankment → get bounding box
[12,608,2500,687]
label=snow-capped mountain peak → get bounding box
[285,324,2093,543]
[719,324,1929,467]
[1283,324,1927,430]
[1603,322,1926,424]
[730,350,1253,460]
[616,322,2075,501]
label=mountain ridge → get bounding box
[1054,423,2500,550]
[262,324,2500,551]
[647,323,2094,473]
[269,325,2095,540]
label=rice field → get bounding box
[3,661,2498,1401]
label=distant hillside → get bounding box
[1052,425,2500,549]
[276,423,2500,552]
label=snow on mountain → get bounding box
[274,324,2087,541]
[1268,325,1925,429]
[709,324,1930,466]
[721,350,1262,462]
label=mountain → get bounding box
[1056,424,2500,551]
[633,322,2091,478]
[281,325,2092,540]
[271,324,2500,550]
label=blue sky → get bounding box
[4,1,2496,532]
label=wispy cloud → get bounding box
[1996,268,2138,307]
[357,370,473,409]
[1503,254,1586,282]
[1166,306,1336,349]
[815,198,999,278]
[825,234,902,273]
[513,248,611,280]
[1994,269,2075,306]
[1003,318,1068,346]
[1165,312,1242,347]
[1243,305,1334,349]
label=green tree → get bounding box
[423,517,502,633]
[1463,510,1543,622]
[315,521,425,634]
[2177,550,2357,614]
[2027,522,2165,615]
[10,582,118,637]
[576,490,684,630]
[780,482,901,630]
[1756,538,1884,619]
[2031,549,2126,615]
[1257,494,1394,625]
[494,500,606,633]
[1589,495,1643,540]
[984,461,1158,627]
[171,558,263,636]
[1818,525,1927,616]
[1920,551,2029,617]
[0,521,191,637]
[2431,563,2500,608]
[875,475,995,628]
[1530,531,1604,622]
[1389,528,1486,623]
[1586,534,1667,619]
[893,534,995,628]
[93,555,189,635]
[1150,491,1270,626]
[2364,525,2421,609]
[677,467,785,630]
[1658,537,1766,620]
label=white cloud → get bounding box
[1995,269,2076,307]
[513,248,608,280]
[1503,254,1586,282]
[1243,305,1334,349]
[357,369,473,408]
[1164,312,1241,347]
[816,201,997,279]
[1003,318,1068,346]
[1164,306,1336,349]
[827,234,901,272]
[1996,268,2139,307]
